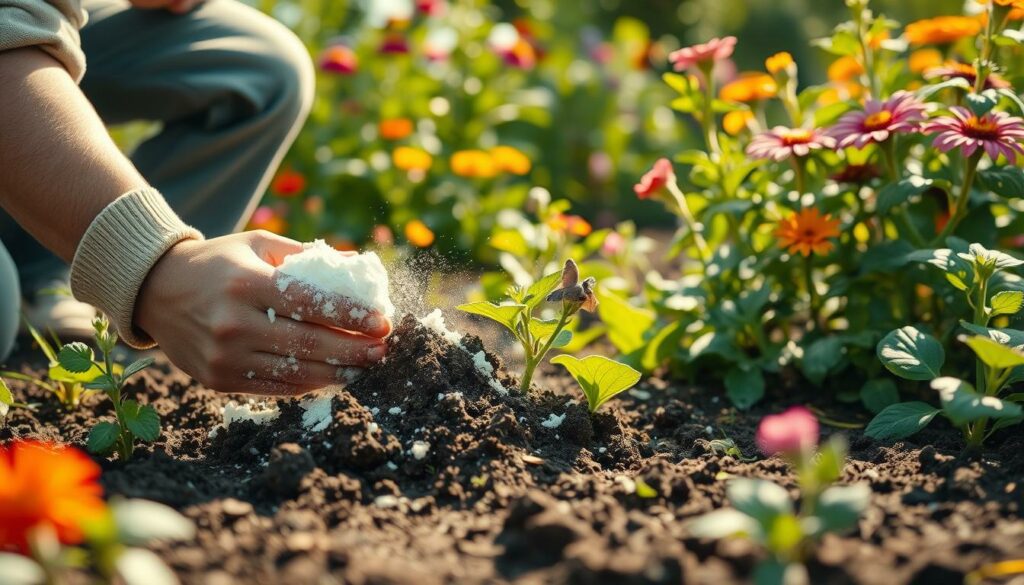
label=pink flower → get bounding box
[669,37,737,71]
[320,45,358,75]
[829,91,927,149]
[634,158,675,198]
[922,107,1024,163]
[747,127,836,162]
[416,0,446,17]
[601,232,626,256]
[379,34,410,55]
[756,407,819,457]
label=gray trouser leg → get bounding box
[0,0,314,291]
[0,240,19,363]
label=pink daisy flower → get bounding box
[747,127,836,162]
[668,36,737,71]
[828,91,928,149]
[922,107,1024,163]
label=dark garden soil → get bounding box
[2,313,1024,585]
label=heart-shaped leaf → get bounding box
[58,342,94,374]
[550,355,641,412]
[877,327,944,381]
[865,402,941,440]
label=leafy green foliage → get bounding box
[550,355,641,412]
[865,402,941,440]
[876,327,944,381]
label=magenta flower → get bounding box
[747,127,836,162]
[756,406,819,457]
[922,107,1024,163]
[668,36,737,71]
[828,91,927,149]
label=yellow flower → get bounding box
[905,15,982,45]
[908,48,943,73]
[719,73,778,103]
[723,110,754,136]
[393,147,433,172]
[765,51,794,75]
[451,150,498,178]
[827,56,864,82]
[405,220,435,247]
[775,208,841,257]
[379,118,414,141]
[546,214,592,237]
[490,146,532,175]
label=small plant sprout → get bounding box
[56,316,158,460]
[687,408,870,582]
[459,259,601,393]
[549,354,641,412]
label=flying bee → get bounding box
[546,259,599,312]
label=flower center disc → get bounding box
[966,115,1000,139]
[863,110,893,130]
[780,129,813,146]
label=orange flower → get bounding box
[0,441,107,554]
[827,56,864,83]
[490,146,531,175]
[909,48,943,73]
[775,208,841,257]
[393,147,433,172]
[451,150,498,178]
[547,214,592,237]
[247,206,287,235]
[405,220,435,247]
[981,0,1024,18]
[905,15,982,45]
[379,118,414,141]
[719,73,778,103]
[723,110,755,136]
[765,51,794,75]
[271,169,306,197]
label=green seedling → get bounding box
[871,243,1024,446]
[459,259,600,392]
[550,354,640,412]
[56,316,158,460]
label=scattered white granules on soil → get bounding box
[266,308,276,323]
[209,399,281,438]
[472,350,508,396]
[299,390,341,432]
[410,441,430,460]
[276,239,395,318]
[388,406,403,415]
[374,495,401,508]
[541,413,566,429]
[419,309,463,345]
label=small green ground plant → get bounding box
[56,317,158,460]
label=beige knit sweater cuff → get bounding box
[70,188,203,349]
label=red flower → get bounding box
[271,169,306,197]
[634,158,675,198]
[416,0,446,16]
[320,45,358,75]
[379,34,410,55]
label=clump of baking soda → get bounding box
[275,239,395,320]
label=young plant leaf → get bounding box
[724,367,765,410]
[813,484,871,534]
[121,401,161,442]
[876,176,934,215]
[865,402,941,440]
[528,318,560,342]
[685,508,760,540]
[596,288,655,355]
[111,499,196,545]
[877,327,944,381]
[121,358,155,381]
[990,291,1024,317]
[959,321,1024,349]
[727,479,792,527]
[524,271,562,310]
[457,302,526,336]
[812,436,847,485]
[550,355,641,412]
[88,421,121,454]
[549,329,573,349]
[977,166,1024,198]
[57,342,95,374]
[932,377,1023,426]
[802,336,845,385]
[0,377,12,417]
[964,335,1024,370]
[765,514,804,557]
[860,378,900,414]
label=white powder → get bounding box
[299,390,341,432]
[245,370,255,380]
[410,441,430,460]
[472,351,494,376]
[350,307,369,321]
[374,495,401,508]
[437,393,444,401]
[388,406,403,415]
[541,413,566,429]
[276,240,395,318]
[419,309,463,345]
[267,308,276,323]
[210,399,281,438]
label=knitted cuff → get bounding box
[70,188,203,348]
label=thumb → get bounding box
[247,230,304,268]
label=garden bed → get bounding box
[2,313,1022,585]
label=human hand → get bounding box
[128,0,205,14]
[135,231,392,396]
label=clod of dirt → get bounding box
[257,443,316,497]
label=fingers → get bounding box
[249,353,348,387]
[247,230,305,268]
[231,379,319,398]
[272,279,392,338]
[259,315,387,367]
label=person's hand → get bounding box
[135,231,392,396]
[128,0,205,14]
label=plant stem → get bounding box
[851,2,877,100]
[699,62,721,155]
[791,157,807,198]
[931,152,982,246]
[880,139,927,247]
[968,276,991,447]
[805,254,820,330]
[666,179,713,266]
[519,308,572,393]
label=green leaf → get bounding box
[876,177,934,215]
[977,166,1024,198]
[865,402,941,440]
[990,291,1024,317]
[966,90,999,117]
[727,479,792,527]
[122,400,161,442]
[58,342,94,374]
[765,513,804,557]
[724,367,765,410]
[549,329,572,349]
[962,336,1024,369]
[877,327,944,381]
[860,378,900,414]
[457,302,527,336]
[915,77,971,100]
[524,271,562,311]
[960,243,1024,272]
[550,355,641,412]
[112,499,196,545]
[933,377,1023,426]
[959,321,1024,349]
[686,509,760,540]
[88,422,121,454]
[0,378,11,417]
[528,317,559,342]
[596,288,655,355]
[814,484,871,534]
[802,337,845,385]
[812,436,848,485]
[634,478,658,498]
[121,358,154,381]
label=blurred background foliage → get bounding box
[224,0,967,260]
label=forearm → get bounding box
[0,47,147,262]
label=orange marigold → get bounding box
[827,56,864,82]
[723,110,755,136]
[765,51,794,75]
[547,214,592,237]
[0,441,107,554]
[271,168,306,197]
[379,118,414,141]
[720,73,778,103]
[490,146,532,175]
[451,150,498,179]
[405,220,435,247]
[909,48,943,73]
[775,208,841,257]
[393,147,433,172]
[905,15,983,45]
